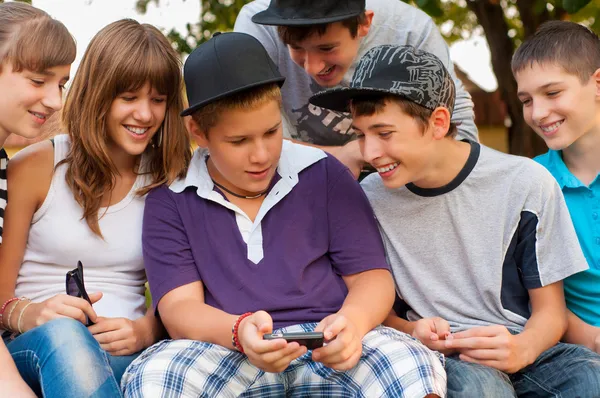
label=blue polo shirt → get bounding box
[142,141,390,329]
[535,150,600,326]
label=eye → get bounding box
[121,96,136,102]
[520,98,531,106]
[319,46,335,53]
[30,79,44,86]
[230,138,245,145]
[153,97,166,104]
[378,131,393,139]
[547,91,560,97]
[355,132,365,139]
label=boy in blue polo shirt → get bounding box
[311,45,600,397]
[512,21,600,354]
[120,32,445,398]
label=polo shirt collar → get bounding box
[544,150,598,189]
[169,140,327,197]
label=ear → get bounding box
[593,68,600,98]
[184,116,209,148]
[429,107,451,140]
[358,10,374,38]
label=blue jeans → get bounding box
[446,342,600,397]
[5,318,138,397]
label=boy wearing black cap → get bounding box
[234,0,477,177]
[121,33,446,398]
[311,44,600,397]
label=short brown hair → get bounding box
[512,21,600,83]
[0,2,75,73]
[190,83,283,135]
[277,13,367,46]
[350,95,458,138]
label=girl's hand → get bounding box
[21,292,101,332]
[88,316,151,356]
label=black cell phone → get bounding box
[65,261,94,326]
[263,332,324,350]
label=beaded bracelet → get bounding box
[5,298,27,332]
[231,312,253,353]
[0,297,20,328]
[17,301,34,334]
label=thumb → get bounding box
[89,292,103,304]
[251,310,273,334]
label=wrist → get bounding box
[514,332,537,368]
[232,312,253,353]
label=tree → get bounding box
[137,0,598,156]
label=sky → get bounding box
[26,0,498,91]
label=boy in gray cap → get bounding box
[311,45,600,397]
[235,0,477,177]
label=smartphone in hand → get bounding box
[263,332,324,350]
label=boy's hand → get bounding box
[331,141,364,179]
[312,313,362,371]
[89,316,150,356]
[445,325,531,373]
[238,311,307,373]
[412,317,455,355]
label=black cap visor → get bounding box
[181,76,286,117]
[252,10,361,26]
[310,86,412,113]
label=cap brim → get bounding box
[251,10,361,26]
[309,86,400,113]
[181,76,286,117]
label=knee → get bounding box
[446,360,515,398]
[32,318,94,348]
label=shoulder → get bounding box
[369,0,434,26]
[6,139,54,203]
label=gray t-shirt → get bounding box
[234,0,478,146]
[361,142,588,332]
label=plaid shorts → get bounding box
[122,323,446,397]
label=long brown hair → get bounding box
[61,19,191,237]
[0,2,75,72]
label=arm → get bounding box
[0,340,35,397]
[0,141,97,332]
[563,310,600,353]
[288,139,363,179]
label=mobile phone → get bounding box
[66,261,94,326]
[263,332,324,350]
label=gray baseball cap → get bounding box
[310,45,455,114]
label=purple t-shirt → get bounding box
[143,142,389,329]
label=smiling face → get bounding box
[516,62,600,150]
[286,20,371,87]
[0,62,71,140]
[191,99,284,197]
[105,82,167,159]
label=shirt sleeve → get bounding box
[517,164,588,288]
[325,157,390,275]
[143,186,201,312]
[234,2,281,63]
[409,17,478,142]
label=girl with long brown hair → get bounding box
[0,18,190,396]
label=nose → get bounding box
[361,136,382,165]
[41,85,63,112]
[531,99,550,124]
[133,99,153,123]
[250,140,269,165]
[303,52,325,76]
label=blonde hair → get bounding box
[0,2,75,72]
[61,19,191,237]
[191,83,282,135]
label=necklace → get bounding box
[212,180,267,199]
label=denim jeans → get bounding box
[446,342,600,397]
[5,318,138,398]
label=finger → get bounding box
[259,341,302,364]
[323,315,347,341]
[460,349,502,361]
[93,329,128,345]
[100,339,129,353]
[322,348,362,371]
[109,348,136,357]
[88,292,103,304]
[251,311,273,335]
[314,314,334,333]
[451,326,501,339]
[445,336,495,350]
[61,296,98,323]
[433,318,451,339]
[56,304,89,325]
[87,317,121,334]
[270,346,307,370]
[312,332,349,361]
[250,337,287,355]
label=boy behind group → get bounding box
[121,32,445,397]
[235,0,478,176]
[311,44,600,397]
[513,21,600,355]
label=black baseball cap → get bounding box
[310,45,456,115]
[252,0,365,26]
[181,32,286,116]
